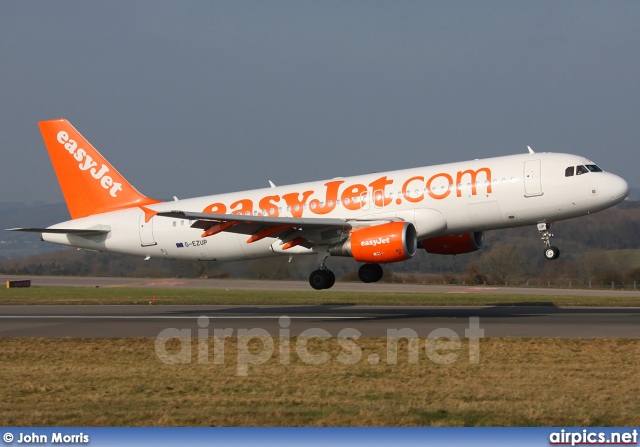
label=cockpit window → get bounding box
[565,166,574,177]
[585,164,603,172]
[576,165,589,175]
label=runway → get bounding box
[1,274,639,296]
[1,305,638,338]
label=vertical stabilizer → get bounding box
[38,119,159,219]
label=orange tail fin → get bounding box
[38,119,159,219]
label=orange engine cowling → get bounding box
[328,222,418,263]
[421,232,484,255]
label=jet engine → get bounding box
[329,221,418,263]
[421,232,484,255]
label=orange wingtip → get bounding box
[140,206,158,223]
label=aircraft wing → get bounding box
[158,210,349,227]
[157,210,396,230]
[156,210,398,246]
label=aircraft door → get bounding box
[139,212,157,246]
[524,160,543,197]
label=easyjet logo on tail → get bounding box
[56,130,123,198]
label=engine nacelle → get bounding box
[421,232,484,255]
[329,222,418,263]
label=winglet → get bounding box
[38,119,159,219]
[527,146,535,154]
[140,206,158,223]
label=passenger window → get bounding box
[565,166,574,177]
[576,165,589,175]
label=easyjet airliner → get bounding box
[9,119,629,289]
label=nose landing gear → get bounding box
[538,222,560,260]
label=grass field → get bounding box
[1,285,638,426]
[1,337,638,426]
[1,286,639,306]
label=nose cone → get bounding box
[607,174,629,204]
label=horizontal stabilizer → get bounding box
[7,228,110,236]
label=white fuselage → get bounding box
[43,152,629,262]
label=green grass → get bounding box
[1,337,638,426]
[0,286,639,306]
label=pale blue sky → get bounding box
[2,1,639,204]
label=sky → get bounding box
[2,1,639,205]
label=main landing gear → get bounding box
[309,269,336,290]
[358,263,384,283]
[538,222,560,260]
[308,263,385,289]
[308,252,385,290]
[309,251,336,290]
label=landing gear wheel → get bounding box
[325,270,336,289]
[371,264,383,282]
[309,270,328,290]
[358,263,384,283]
[544,246,560,260]
[309,269,336,290]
